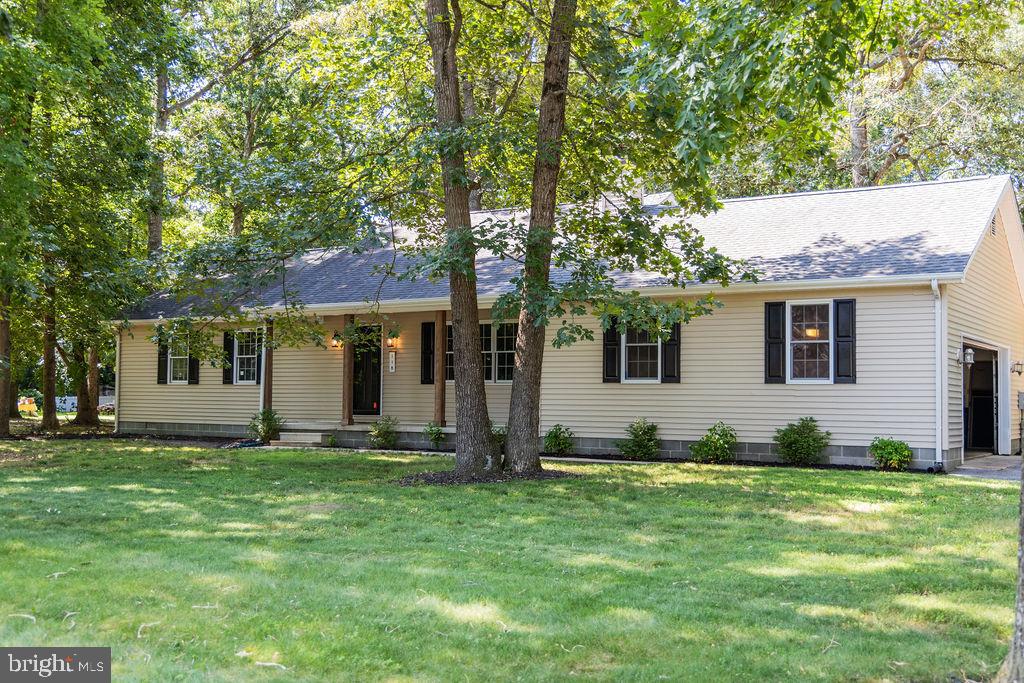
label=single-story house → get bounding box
[116,175,1024,470]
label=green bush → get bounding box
[490,422,507,454]
[423,421,445,450]
[869,437,913,471]
[368,416,399,450]
[248,408,283,443]
[617,418,660,460]
[689,421,738,463]
[544,424,575,456]
[325,434,337,448]
[774,417,831,465]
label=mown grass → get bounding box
[0,439,1017,681]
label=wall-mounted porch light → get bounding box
[958,347,975,367]
[385,336,397,349]
[1013,360,1024,376]
[329,331,343,349]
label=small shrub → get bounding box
[544,424,575,456]
[248,408,283,443]
[774,417,831,465]
[368,416,399,450]
[689,421,738,463]
[423,421,445,450]
[490,422,507,454]
[869,437,913,471]
[325,434,337,448]
[617,418,660,460]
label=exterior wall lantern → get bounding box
[958,347,975,367]
[1013,360,1024,376]
[330,331,343,349]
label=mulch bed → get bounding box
[398,468,579,486]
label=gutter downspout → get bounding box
[113,329,122,434]
[258,323,267,415]
[931,278,944,471]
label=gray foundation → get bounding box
[117,420,949,471]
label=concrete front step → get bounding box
[272,431,329,447]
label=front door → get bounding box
[352,327,381,416]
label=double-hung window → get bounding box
[445,322,519,383]
[622,327,661,383]
[787,301,831,382]
[234,331,259,384]
[168,337,190,384]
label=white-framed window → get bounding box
[622,327,661,383]
[234,330,259,384]
[445,321,518,383]
[787,300,832,383]
[168,337,190,384]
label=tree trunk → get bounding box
[8,380,18,420]
[232,203,245,236]
[70,344,99,426]
[849,75,871,187]
[996,470,1024,682]
[461,79,483,211]
[504,0,577,473]
[0,292,10,437]
[148,64,169,256]
[88,346,100,417]
[424,0,499,476]
[40,284,59,431]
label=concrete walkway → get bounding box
[950,454,1022,481]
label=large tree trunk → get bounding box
[848,69,871,187]
[40,284,59,431]
[231,203,246,236]
[0,292,10,437]
[70,344,99,426]
[504,0,577,473]
[88,346,100,418]
[424,0,499,476]
[147,64,169,256]
[996,473,1024,682]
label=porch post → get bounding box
[342,314,354,425]
[262,320,274,411]
[434,310,446,426]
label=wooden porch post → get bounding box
[434,310,446,426]
[342,314,354,425]
[262,320,274,411]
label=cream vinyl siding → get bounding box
[945,196,1024,451]
[273,315,345,423]
[117,324,259,425]
[539,286,938,448]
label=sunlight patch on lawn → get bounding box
[109,483,178,495]
[566,553,642,572]
[414,595,537,633]
[50,485,89,493]
[746,552,910,577]
[894,594,1012,631]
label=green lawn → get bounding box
[0,439,1017,681]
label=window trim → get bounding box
[785,299,834,384]
[621,327,662,384]
[167,337,190,385]
[233,329,259,385]
[445,320,517,385]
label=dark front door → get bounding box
[353,327,381,416]
[966,357,995,452]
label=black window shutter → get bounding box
[421,322,435,384]
[602,316,620,383]
[834,299,856,384]
[157,339,168,384]
[187,354,200,384]
[765,302,786,384]
[661,322,681,383]
[255,329,263,385]
[223,332,234,384]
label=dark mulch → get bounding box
[398,468,579,486]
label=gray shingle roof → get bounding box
[129,175,1012,320]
